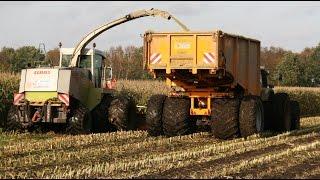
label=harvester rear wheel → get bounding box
[65,103,92,135]
[272,93,291,132]
[210,98,240,140]
[108,96,137,131]
[290,100,300,130]
[5,106,23,132]
[146,94,166,136]
[239,96,264,138]
[162,97,192,137]
[91,94,115,133]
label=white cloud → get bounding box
[0,1,320,52]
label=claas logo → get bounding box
[34,70,50,74]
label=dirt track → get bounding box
[0,116,319,179]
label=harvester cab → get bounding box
[58,43,112,89]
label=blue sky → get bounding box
[1,1,320,52]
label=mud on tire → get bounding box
[239,96,264,138]
[146,94,167,136]
[4,106,23,132]
[211,98,240,140]
[108,96,137,131]
[272,93,291,132]
[290,100,300,130]
[65,102,92,135]
[262,101,273,131]
[162,97,192,137]
[91,94,115,133]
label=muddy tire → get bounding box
[260,88,274,101]
[272,93,291,132]
[262,101,273,131]
[290,100,300,130]
[4,106,23,132]
[92,94,115,133]
[146,94,166,136]
[239,96,264,138]
[211,98,240,140]
[162,97,192,137]
[108,96,137,131]
[65,103,92,135]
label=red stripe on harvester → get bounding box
[59,94,69,106]
[13,94,24,105]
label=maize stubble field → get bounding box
[0,73,320,178]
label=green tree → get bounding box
[0,47,15,72]
[274,52,304,86]
[11,46,41,72]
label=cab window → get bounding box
[94,55,103,87]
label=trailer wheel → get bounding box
[4,106,23,132]
[262,101,273,131]
[162,97,192,137]
[260,88,274,101]
[108,96,137,131]
[65,103,92,135]
[272,93,291,132]
[146,94,166,136]
[239,96,264,138]
[211,98,240,140]
[290,100,300,130]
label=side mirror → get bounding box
[104,66,112,80]
[102,66,115,89]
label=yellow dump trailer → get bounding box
[144,30,300,140]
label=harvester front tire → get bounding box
[162,97,191,137]
[239,96,264,138]
[272,93,291,132]
[5,106,23,132]
[108,96,137,131]
[66,103,92,135]
[211,98,240,140]
[290,100,300,130]
[92,94,114,133]
[146,94,166,136]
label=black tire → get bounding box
[146,94,167,136]
[262,101,273,131]
[91,94,115,133]
[272,93,291,132]
[65,102,92,135]
[290,100,300,130]
[162,97,192,137]
[239,96,264,138]
[260,88,274,101]
[211,98,240,140]
[4,106,23,132]
[108,96,137,131]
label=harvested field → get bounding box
[0,116,319,179]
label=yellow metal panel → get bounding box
[25,92,58,102]
[190,108,211,116]
[170,35,194,56]
[196,35,217,68]
[149,35,169,68]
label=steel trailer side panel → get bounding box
[221,33,261,96]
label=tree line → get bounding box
[1,43,320,86]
